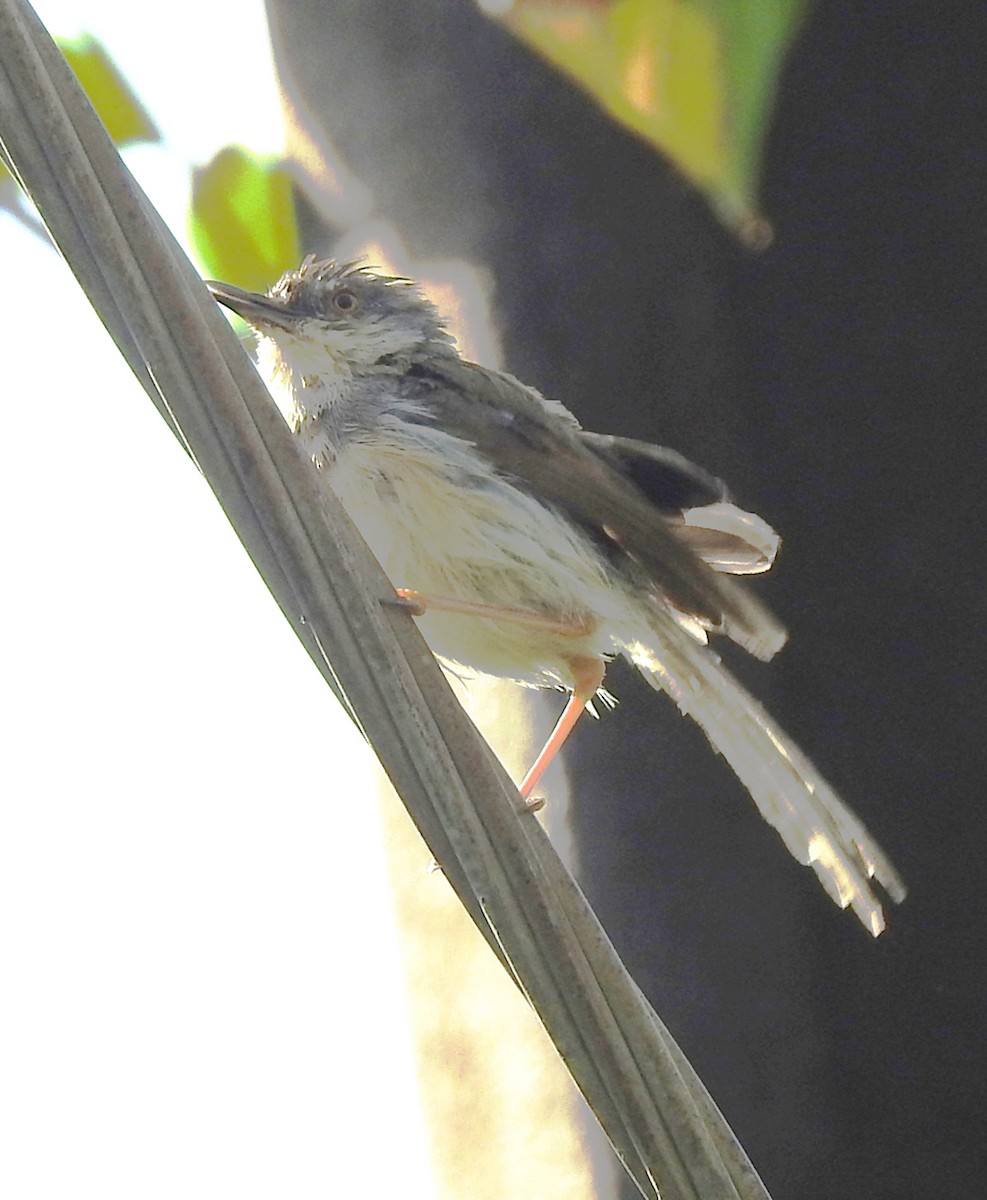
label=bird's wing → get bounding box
[579,433,780,574]
[578,432,729,511]
[404,357,787,660]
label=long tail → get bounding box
[625,616,907,935]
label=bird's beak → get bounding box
[206,280,303,331]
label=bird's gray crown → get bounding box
[266,256,453,357]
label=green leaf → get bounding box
[60,33,158,145]
[189,146,301,290]
[495,0,809,241]
[0,33,157,184]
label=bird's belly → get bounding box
[325,436,632,688]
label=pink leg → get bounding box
[520,656,606,800]
[387,588,604,801]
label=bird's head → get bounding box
[207,256,454,379]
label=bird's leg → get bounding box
[520,656,606,800]
[388,588,596,638]
[386,588,603,802]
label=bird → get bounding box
[207,256,906,935]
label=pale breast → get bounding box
[323,421,636,688]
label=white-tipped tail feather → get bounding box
[626,614,906,935]
[678,503,781,576]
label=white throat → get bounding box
[255,328,356,429]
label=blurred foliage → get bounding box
[495,0,809,242]
[1,33,157,183]
[1,30,295,289]
[189,146,301,292]
[60,34,159,146]
[4,9,804,275]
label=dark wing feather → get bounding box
[405,358,786,660]
[579,432,729,512]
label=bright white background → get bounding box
[0,3,435,1195]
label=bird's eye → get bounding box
[332,288,359,314]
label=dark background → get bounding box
[267,2,987,1195]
